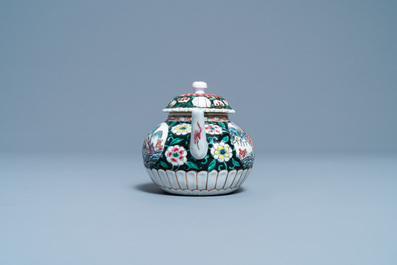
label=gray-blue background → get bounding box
[1,0,396,153]
[1,2,397,265]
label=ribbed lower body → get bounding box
[144,168,251,195]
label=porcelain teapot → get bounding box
[142,81,254,195]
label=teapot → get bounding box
[142,81,254,195]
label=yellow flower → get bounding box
[171,123,191,135]
[210,141,233,162]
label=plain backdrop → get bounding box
[1,0,397,154]
[1,2,397,265]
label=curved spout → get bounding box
[190,109,208,160]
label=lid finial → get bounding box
[192,81,207,94]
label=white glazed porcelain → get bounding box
[142,81,254,195]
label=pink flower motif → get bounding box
[213,99,225,107]
[205,124,223,135]
[178,97,190,103]
[238,148,247,158]
[165,145,187,166]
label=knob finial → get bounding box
[192,81,207,94]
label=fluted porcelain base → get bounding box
[145,168,251,196]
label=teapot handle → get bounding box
[189,109,208,160]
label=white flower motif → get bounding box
[210,141,233,162]
[213,99,225,107]
[171,123,191,135]
[165,145,187,166]
[205,124,223,135]
[192,96,211,107]
[169,100,176,107]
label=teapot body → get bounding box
[142,113,254,195]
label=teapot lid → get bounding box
[163,81,235,114]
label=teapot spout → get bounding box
[190,109,208,160]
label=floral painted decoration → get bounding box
[146,120,253,172]
[165,145,187,166]
[171,123,191,135]
[238,148,247,158]
[205,124,223,135]
[178,97,190,103]
[211,141,233,163]
[213,99,225,107]
[163,92,234,113]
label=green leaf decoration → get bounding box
[170,121,177,128]
[232,159,240,167]
[208,159,216,172]
[222,136,229,143]
[170,138,184,145]
[218,122,226,129]
[186,161,199,170]
[208,136,218,144]
[160,161,168,169]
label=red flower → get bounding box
[155,139,163,150]
[165,145,187,166]
[178,97,190,103]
